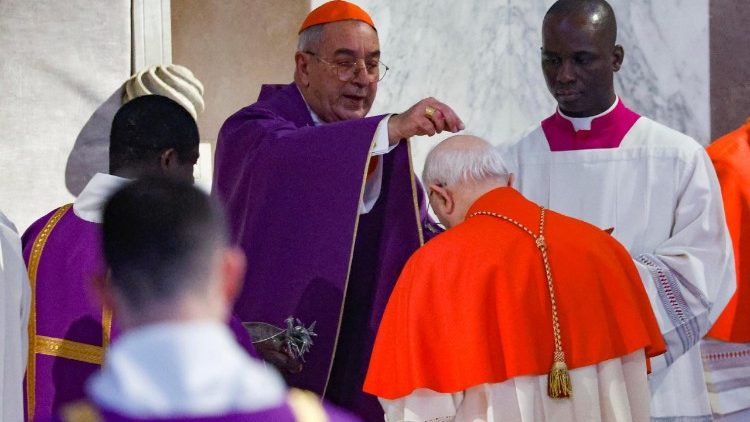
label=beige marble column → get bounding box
[171,0,309,190]
[132,0,173,71]
[171,0,310,145]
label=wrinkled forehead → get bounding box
[319,20,381,57]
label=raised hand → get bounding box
[388,97,465,144]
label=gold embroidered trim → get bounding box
[35,336,105,365]
[60,400,103,422]
[25,204,114,420]
[406,140,425,246]
[26,204,72,421]
[287,389,329,422]
[323,134,425,396]
[102,275,113,350]
[468,207,572,398]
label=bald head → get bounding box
[424,135,512,228]
[544,0,617,45]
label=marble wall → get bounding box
[172,0,308,145]
[312,0,710,175]
[172,0,309,191]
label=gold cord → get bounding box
[468,207,572,398]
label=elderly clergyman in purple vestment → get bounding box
[213,1,465,420]
[48,177,359,422]
[22,88,257,422]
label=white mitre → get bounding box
[123,64,205,120]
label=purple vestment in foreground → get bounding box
[49,400,358,422]
[213,83,430,420]
[22,206,257,422]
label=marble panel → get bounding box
[312,0,710,177]
[612,0,710,143]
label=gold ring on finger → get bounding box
[424,106,437,119]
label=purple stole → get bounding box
[213,83,428,420]
[541,100,641,151]
[22,206,259,421]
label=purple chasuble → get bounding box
[22,206,112,422]
[22,207,258,421]
[49,401,359,422]
[542,100,641,151]
[213,83,430,421]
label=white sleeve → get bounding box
[0,212,30,422]
[371,114,398,156]
[379,388,461,422]
[360,115,398,214]
[633,149,736,372]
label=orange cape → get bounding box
[707,121,750,342]
[364,188,665,399]
[299,1,376,33]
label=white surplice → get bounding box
[0,210,30,422]
[503,110,736,420]
[702,339,750,418]
[380,350,651,422]
[87,321,287,418]
[73,172,130,223]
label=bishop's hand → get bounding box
[254,341,304,374]
[388,97,465,144]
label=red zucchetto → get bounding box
[299,1,376,33]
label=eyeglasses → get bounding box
[304,51,389,82]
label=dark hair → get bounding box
[109,95,199,174]
[102,176,227,308]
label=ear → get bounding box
[612,45,624,72]
[295,51,312,87]
[159,148,178,172]
[219,247,246,306]
[92,270,117,312]
[429,183,454,215]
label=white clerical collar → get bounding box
[87,321,286,418]
[307,104,324,126]
[73,173,131,223]
[296,84,324,126]
[559,97,619,132]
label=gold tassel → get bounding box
[548,353,572,399]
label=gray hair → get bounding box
[298,24,325,52]
[422,137,511,187]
